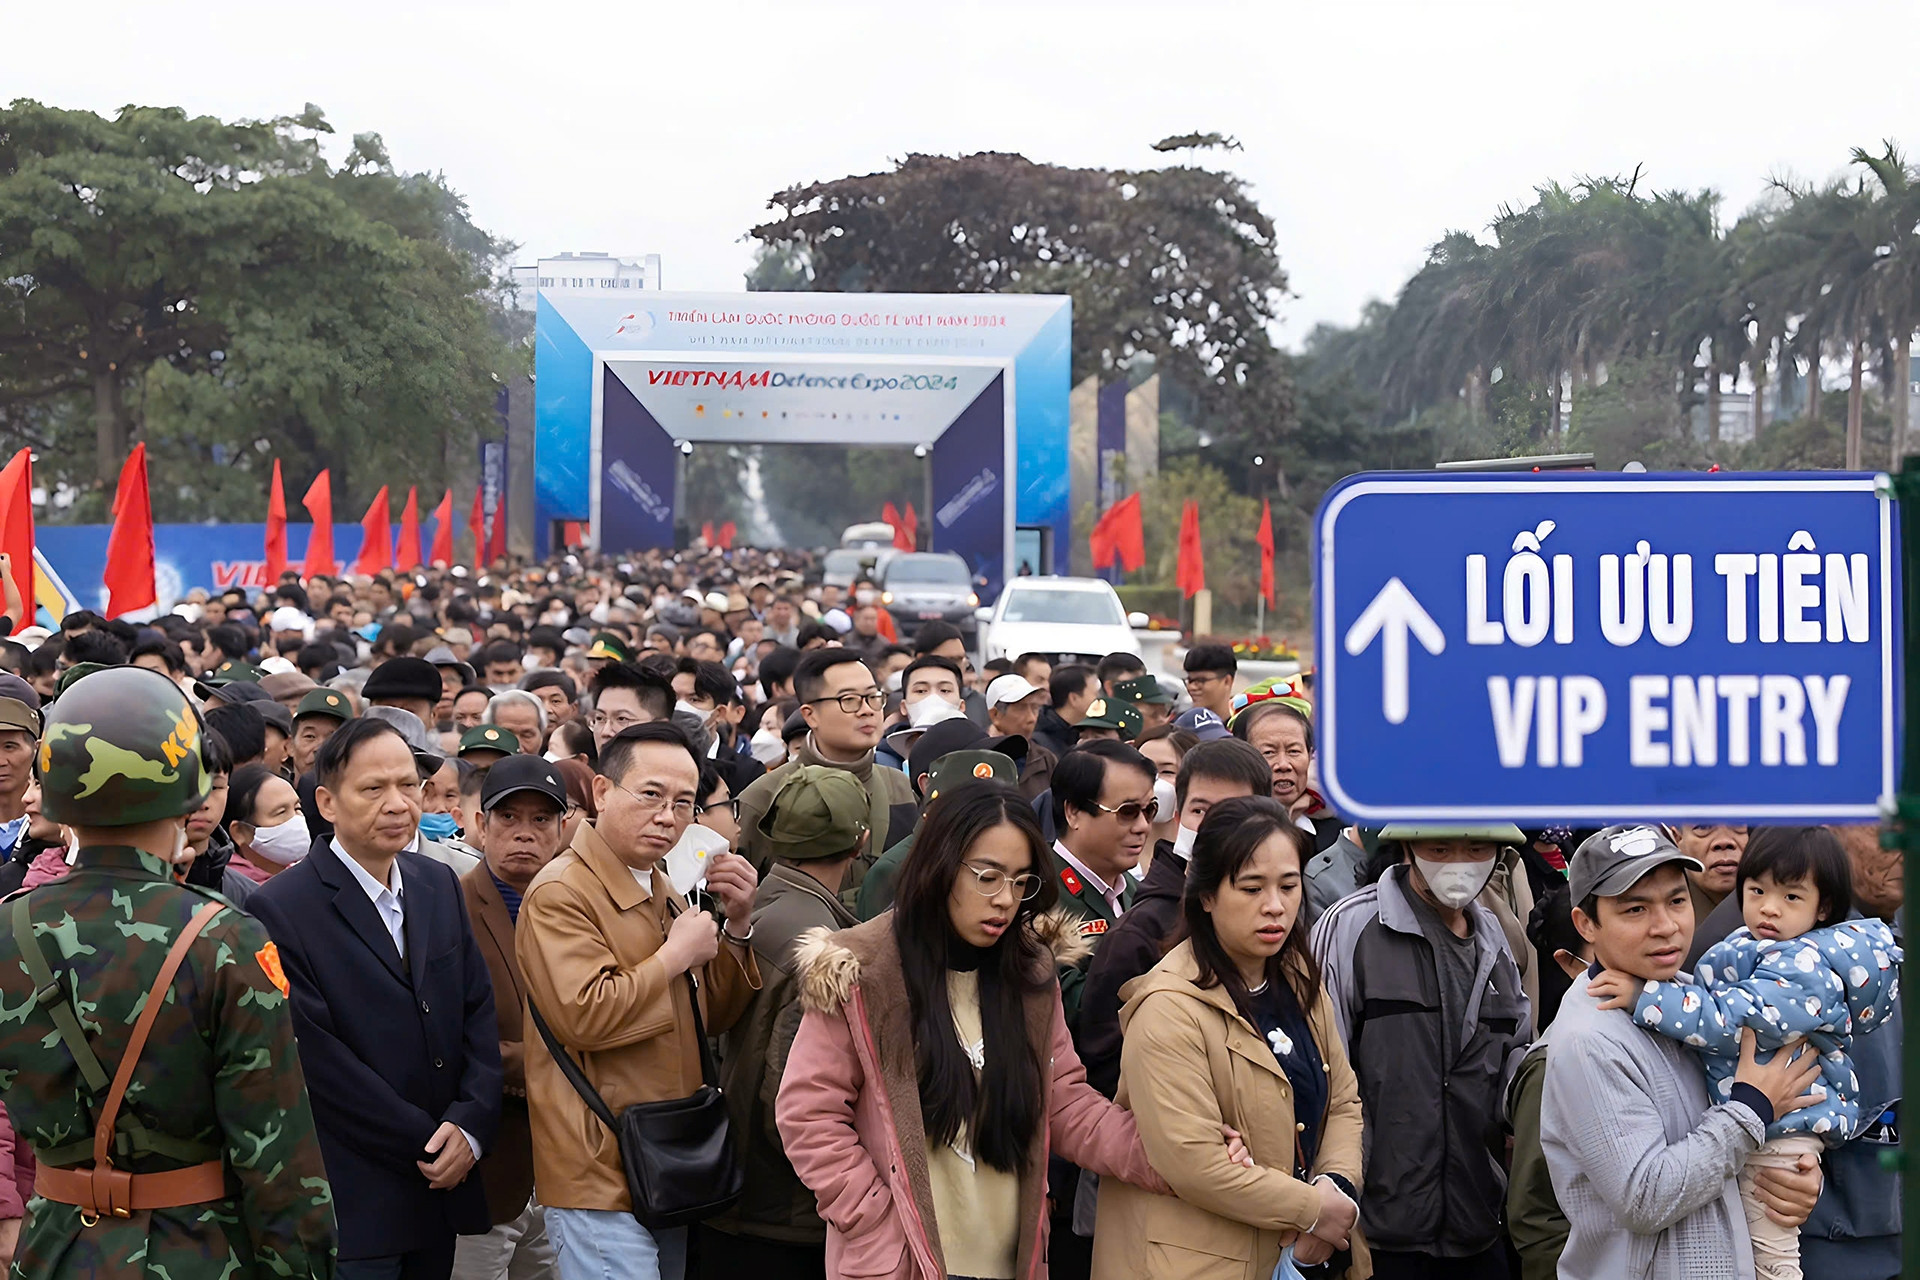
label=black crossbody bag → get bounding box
[528,966,744,1229]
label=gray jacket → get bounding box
[1304,831,1367,928]
[1540,975,1763,1280]
[1312,865,1532,1256]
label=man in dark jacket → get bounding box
[1310,823,1533,1278]
[253,717,504,1280]
[1031,663,1098,759]
[1077,738,1270,1096]
[700,765,867,1279]
[456,755,570,1279]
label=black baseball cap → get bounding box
[480,754,569,813]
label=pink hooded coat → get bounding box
[775,912,1169,1280]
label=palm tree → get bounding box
[1848,144,1920,465]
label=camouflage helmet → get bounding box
[37,665,213,826]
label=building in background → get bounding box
[510,252,662,310]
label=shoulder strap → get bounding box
[11,895,111,1095]
[667,898,722,1088]
[94,902,224,1172]
[527,1002,619,1130]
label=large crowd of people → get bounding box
[0,545,1902,1280]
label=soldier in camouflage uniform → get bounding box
[0,665,337,1277]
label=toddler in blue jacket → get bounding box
[1589,827,1901,1280]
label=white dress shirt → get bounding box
[331,838,482,1162]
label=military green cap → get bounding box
[1076,697,1143,740]
[924,749,1020,803]
[758,764,869,860]
[459,725,519,758]
[1377,822,1527,845]
[38,665,212,826]
[585,631,632,662]
[55,662,112,698]
[1113,675,1175,706]
[295,687,354,724]
[205,659,267,686]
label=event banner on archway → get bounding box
[533,291,1071,573]
[597,358,1011,591]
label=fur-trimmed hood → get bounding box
[796,908,1091,1014]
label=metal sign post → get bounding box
[1887,456,1918,1274]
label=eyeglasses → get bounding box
[590,710,644,734]
[1184,672,1228,686]
[614,783,696,822]
[963,862,1043,901]
[696,797,741,822]
[1090,798,1160,824]
[806,690,888,714]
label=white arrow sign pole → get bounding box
[1343,577,1446,724]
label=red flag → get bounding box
[353,486,393,575]
[881,501,902,531]
[562,520,585,549]
[0,450,30,634]
[264,459,288,586]
[395,486,423,571]
[1090,493,1144,574]
[717,520,736,550]
[103,444,157,617]
[701,521,716,547]
[1176,500,1206,598]
[1256,499,1276,606]
[487,491,507,565]
[429,490,454,567]
[902,502,919,548]
[469,484,485,567]
[301,470,336,578]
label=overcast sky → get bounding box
[17,0,1917,346]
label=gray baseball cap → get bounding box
[1567,825,1704,902]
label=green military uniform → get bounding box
[856,749,1020,921]
[458,724,520,760]
[1072,697,1142,742]
[736,738,915,904]
[1049,842,1136,1032]
[0,666,336,1277]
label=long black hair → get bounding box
[891,782,1059,1173]
[1176,795,1321,1019]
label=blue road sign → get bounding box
[1313,472,1901,824]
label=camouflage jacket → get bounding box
[0,845,337,1277]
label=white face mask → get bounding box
[1152,778,1178,824]
[855,589,878,606]
[1413,855,1497,910]
[749,728,788,766]
[250,814,313,866]
[666,823,730,897]
[675,699,711,722]
[1171,822,1198,859]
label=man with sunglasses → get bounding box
[732,649,917,901]
[1046,737,1157,1280]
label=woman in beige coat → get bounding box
[1094,796,1370,1280]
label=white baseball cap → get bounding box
[267,606,313,636]
[985,673,1043,707]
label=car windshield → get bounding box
[1001,588,1125,626]
[886,555,971,585]
[824,550,872,577]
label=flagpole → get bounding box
[1256,593,1264,640]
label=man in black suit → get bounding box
[253,716,504,1280]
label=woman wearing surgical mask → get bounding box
[223,763,311,883]
[1133,725,1198,877]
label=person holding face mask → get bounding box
[1311,824,1534,1279]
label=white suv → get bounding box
[977,577,1145,665]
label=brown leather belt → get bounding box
[32,902,229,1223]
[34,1160,226,1217]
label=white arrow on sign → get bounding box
[1343,577,1446,724]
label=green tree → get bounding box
[0,100,518,522]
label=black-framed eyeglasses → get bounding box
[696,796,742,822]
[807,690,888,714]
[963,862,1043,900]
[1090,798,1160,824]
